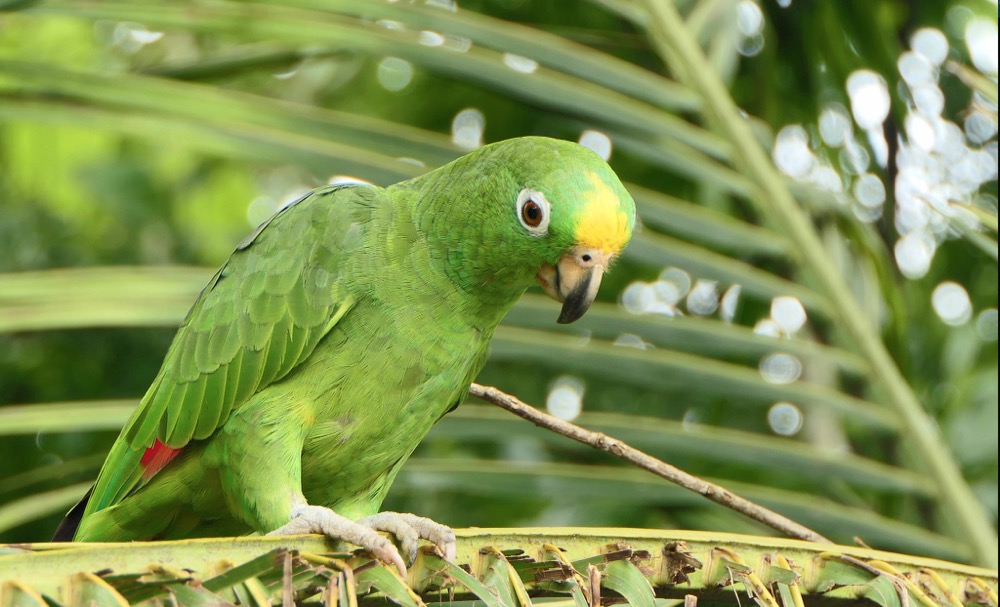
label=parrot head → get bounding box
[410,136,636,324]
[526,162,635,324]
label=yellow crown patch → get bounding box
[575,172,631,253]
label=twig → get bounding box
[469,383,832,545]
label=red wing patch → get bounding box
[140,439,181,480]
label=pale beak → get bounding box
[536,247,615,324]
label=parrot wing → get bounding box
[84,185,362,515]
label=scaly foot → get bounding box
[267,506,455,576]
[357,511,457,564]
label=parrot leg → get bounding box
[267,505,455,576]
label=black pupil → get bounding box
[525,202,540,223]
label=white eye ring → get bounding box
[516,188,551,236]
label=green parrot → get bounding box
[54,136,635,574]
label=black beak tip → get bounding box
[557,302,586,324]
[555,266,600,324]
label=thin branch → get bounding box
[469,383,832,545]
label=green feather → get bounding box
[207,321,242,368]
[221,348,244,410]
[72,137,636,541]
[195,364,227,439]
[166,378,205,446]
[260,325,288,385]
[126,375,171,449]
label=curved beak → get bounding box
[536,247,615,324]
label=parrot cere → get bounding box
[54,136,636,574]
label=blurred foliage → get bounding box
[0,0,996,569]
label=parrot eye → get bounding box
[516,188,551,236]
[522,201,542,226]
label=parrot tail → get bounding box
[51,486,92,541]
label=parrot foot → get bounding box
[268,505,408,576]
[356,511,457,565]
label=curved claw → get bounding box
[269,505,408,576]
[357,512,421,564]
[357,511,457,564]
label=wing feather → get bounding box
[221,347,244,409]
[82,185,368,518]
[165,379,205,445]
[260,323,289,387]
[195,363,228,439]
